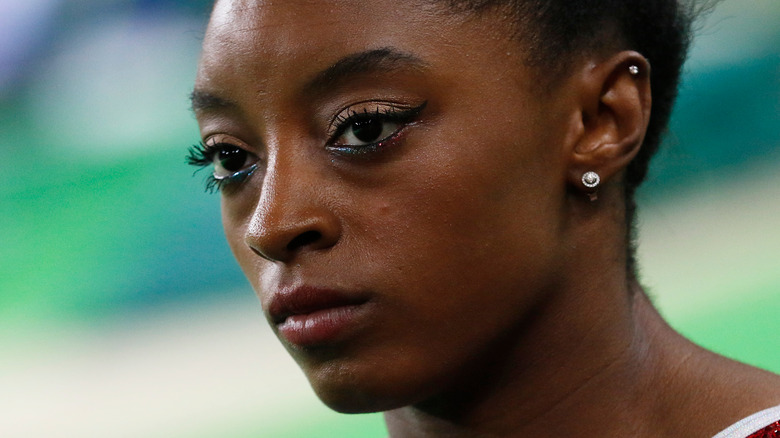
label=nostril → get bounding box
[287,230,322,252]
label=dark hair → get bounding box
[444,0,705,278]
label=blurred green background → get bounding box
[1,0,778,437]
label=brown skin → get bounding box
[193,1,780,436]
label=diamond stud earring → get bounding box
[582,171,601,201]
[582,171,600,188]
[629,65,640,76]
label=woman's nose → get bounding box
[244,162,341,263]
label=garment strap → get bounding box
[713,405,780,438]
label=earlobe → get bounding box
[567,51,652,199]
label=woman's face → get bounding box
[195,0,578,412]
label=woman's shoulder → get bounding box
[702,358,780,438]
[661,336,780,438]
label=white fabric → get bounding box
[713,404,780,438]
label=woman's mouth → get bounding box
[267,286,371,347]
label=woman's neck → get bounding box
[385,287,780,438]
[384,191,780,438]
[383,271,656,434]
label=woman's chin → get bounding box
[309,383,406,414]
[307,372,411,414]
[303,361,435,414]
[314,388,397,414]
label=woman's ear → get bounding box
[566,51,652,198]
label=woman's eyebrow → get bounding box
[303,47,428,94]
[189,48,426,113]
[189,90,237,114]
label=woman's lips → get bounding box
[268,286,370,347]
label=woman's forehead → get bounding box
[207,0,447,42]
[197,0,527,99]
[201,0,515,60]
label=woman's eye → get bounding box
[187,141,258,193]
[214,145,253,178]
[337,117,400,146]
[328,102,427,154]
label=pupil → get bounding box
[219,147,247,171]
[352,119,383,143]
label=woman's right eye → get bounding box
[213,145,254,179]
[187,141,258,193]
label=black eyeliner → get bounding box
[327,101,427,157]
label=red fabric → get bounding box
[747,421,780,438]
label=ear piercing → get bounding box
[629,65,640,76]
[582,171,600,188]
[582,171,600,201]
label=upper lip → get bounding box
[267,285,369,325]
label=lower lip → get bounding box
[277,305,367,347]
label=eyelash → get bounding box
[186,142,256,193]
[326,102,427,156]
[187,101,427,193]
